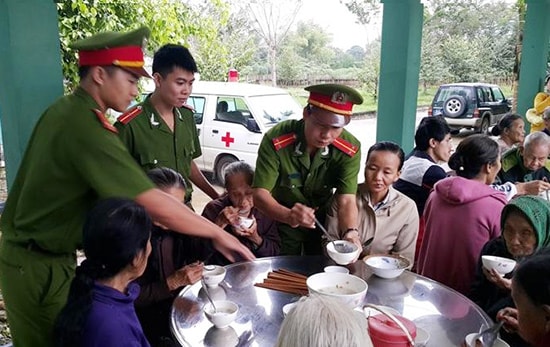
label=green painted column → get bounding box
[377,0,423,153]
[517,0,550,132]
[0,0,63,188]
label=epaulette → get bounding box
[501,149,519,172]
[92,109,118,133]
[181,104,195,112]
[272,133,297,151]
[117,106,142,124]
[332,137,359,157]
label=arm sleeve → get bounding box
[254,214,281,257]
[422,165,447,190]
[134,280,173,307]
[335,148,361,195]
[393,203,420,262]
[252,134,280,190]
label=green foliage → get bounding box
[56,0,255,89]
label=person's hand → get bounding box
[516,180,550,195]
[232,216,263,246]
[482,267,512,290]
[496,307,519,334]
[212,228,256,262]
[342,229,363,260]
[287,203,316,228]
[215,206,240,228]
[166,261,204,291]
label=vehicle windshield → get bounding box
[247,94,303,128]
[434,86,473,105]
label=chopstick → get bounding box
[254,269,309,295]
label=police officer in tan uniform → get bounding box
[253,84,363,255]
[0,27,253,347]
[115,44,219,208]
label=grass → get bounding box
[288,83,514,115]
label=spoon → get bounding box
[314,217,355,253]
[472,321,503,347]
[202,279,217,313]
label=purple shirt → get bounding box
[83,282,150,347]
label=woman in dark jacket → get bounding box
[135,167,211,347]
[470,195,550,347]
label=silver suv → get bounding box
[428,83,511,134]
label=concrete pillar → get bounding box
[0,0,63,188]
[517,0,550,132]
[377,0,424,153]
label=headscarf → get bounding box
[501,195,550,249]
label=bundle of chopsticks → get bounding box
[254,269,309,295]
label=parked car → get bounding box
[176,81,302,183]
[428,82,511,134]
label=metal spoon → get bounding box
[314,217,355,253]
[202,279,217,313]
[472,321,503,347]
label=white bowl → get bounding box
[203,300,239,329]
[364,255,410,279]
[465,333,510,347]
[306,272,368,308]
[326,240,360,265]
[415,327,430,347]
[203,265,226,287]
[324,265,350,274]
[237,216,254,229]
[481,255,516,276]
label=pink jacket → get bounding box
[417,176,507,295]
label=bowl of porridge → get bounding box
[306,272,368,308]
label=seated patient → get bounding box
[498,250,550,347]
[275,295,370,347]
[135,167,209,347]
[469,195,550,347]
[417,134,507,295]
[202,161,280,263]
[326,141,419,262]
[54,198,152,347]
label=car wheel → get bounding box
[442,95,467,118]
[214,155,238,185]
[478,117,490,134]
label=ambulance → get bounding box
[184,81,303,183]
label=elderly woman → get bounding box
[275,295,370,347]
[417,134,508,295]
[202,161,280,263]
[54,199,152,347]
[469,195,550,347]
[326,141,419,262]
[490,113,525,155]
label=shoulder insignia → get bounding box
[117,106,142,125]
[332,137,358,157]
[272,133,297,151]
[93,109,118,134]
[181,104,195,112]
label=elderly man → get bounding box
[497,132,550,190]
[253,84,363,255]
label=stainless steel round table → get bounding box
[170,256,491,346]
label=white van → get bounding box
[184,81,303,183]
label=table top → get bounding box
[170,256,491,347]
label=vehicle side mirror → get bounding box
[245,118,261,133]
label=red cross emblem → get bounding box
[221,132,235,147]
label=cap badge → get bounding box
[331,91,348,105]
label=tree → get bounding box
[56,0,233,90]
[243,0,303,86]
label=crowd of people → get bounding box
[1,25,550,347]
